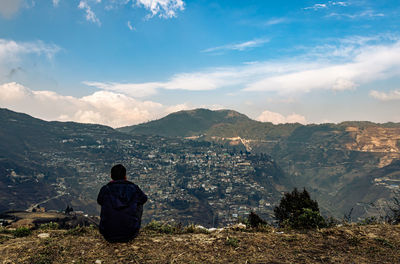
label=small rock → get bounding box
[95,260,102,264]
[231,223,246,229]
[37,233,50,239]
[208,227,224,232]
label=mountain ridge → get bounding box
[116,108,400,220]
[1,107,400,222]
[118,108,400,140]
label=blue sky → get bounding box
[0,0,399,127]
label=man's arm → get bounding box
[97,186,106,205]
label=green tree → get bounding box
[274,188,326,229]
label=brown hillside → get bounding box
[1,224,400,263]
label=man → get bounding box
[97,164,147,242]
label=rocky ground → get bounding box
[1,224,400,263]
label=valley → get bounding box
[1,107,400,225]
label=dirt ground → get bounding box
[1,224,400,264]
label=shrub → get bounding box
[13,227,32,237]
[358,216,379,226]
[247,211,267,228]
[65,226,88,236]
[274,188,326,229]
[325,216,340,228]
[296,208,327,229]
[144,220,163,231]
[385,192,400,224]
[40,222,59,230]
[183,224,209,234]
[225,237,239,247]
[144,220,178,234]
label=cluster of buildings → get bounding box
[34,135,281,226]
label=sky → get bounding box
[0,0,400,127]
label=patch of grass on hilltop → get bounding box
[39,222,59,230]
[143,220,209,235]
[0,226,32,238]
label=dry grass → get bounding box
[1,224,400,263]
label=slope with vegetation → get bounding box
[119,108,400,220]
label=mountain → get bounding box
[0,108,286,226]
[120,109,400,220]
[2,107,400,222]
[0,108,130,214]
[117,108,252,137]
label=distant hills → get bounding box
[1,107,400,222]
[0,108,130,214]
[119,108,400,219]
[0,108,287,225]
[118,108,253,137]
[118,108,400,140]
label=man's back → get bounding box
[97,180,147,242]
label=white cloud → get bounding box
[304,1,348,11]
[0,82,229,127]
[257,110,307,124]
[53,0,60,7]
[263,18,288,26]
[84,67,246,94]
[0,39,61,82]
[0,82,31,100]
[78,0,101,26]
[0,82,194,127]
[203,38,270,53]
[370,90,400,101]
[79,0,184,25]
[136,0,184,19]
[83,81,159,97]
[330,1,348,7]
[328,9,384,19]
[244,40,400,93]
[82,37,400,97]
[127,20,135,31]
[0,39,61,61]
[102,0,185,19]
[0,0,23,18]
[304,3,327,10]
[332,78,358,91]
[164,103,191,114]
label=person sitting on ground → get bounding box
[97,164,147,242]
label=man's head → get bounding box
[111,164,126,181]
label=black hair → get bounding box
[111,164,126,180]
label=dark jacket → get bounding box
[97,180,147,242]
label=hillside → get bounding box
[119,109,400,220]
[1,107,400,222]
[0,108,132,213]
[117,108,253,137]
[1,224,400,263]
[0,108,286,225]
